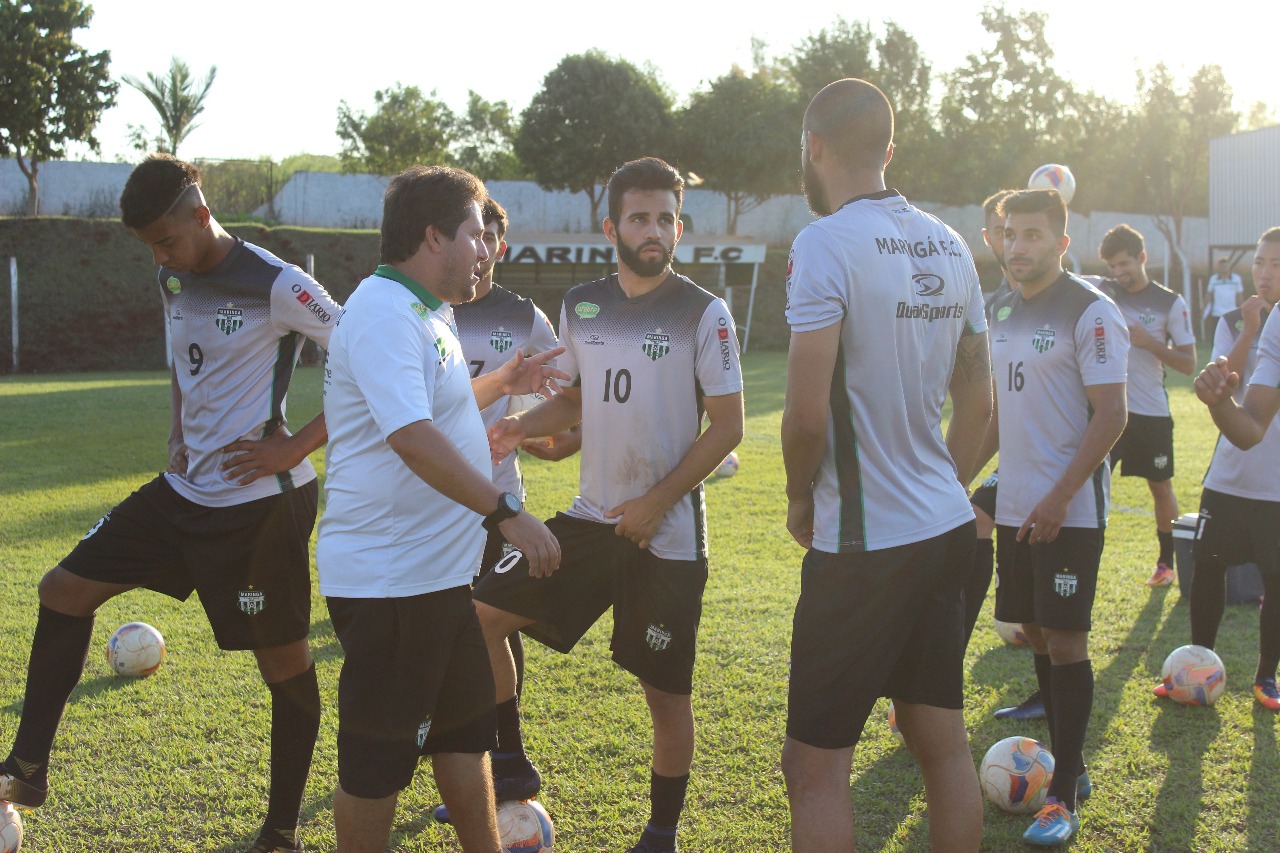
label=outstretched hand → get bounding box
[494,347,570,397]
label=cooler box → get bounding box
[1171,512,1264,604]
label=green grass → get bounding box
[1,357,1277,851]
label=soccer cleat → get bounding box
[1076,770,1092,802]
[627,841,678,853]
[432,803,452,824]
[994,690,1047,720]
[0,769,47,810]
[1254,677,1280,711]
[244,826,302,853]
[1153,680,1171,699]
[1145,563,1175,587]
[1023,800,1079,847]
[492,756,542,803]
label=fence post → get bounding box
[9,256,17,373]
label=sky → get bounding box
[68,0,1278,164]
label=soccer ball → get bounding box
[107,622,166,677]
[0,803,21,853]
[1160,644,1226,706]
[993,619,1031,647]
[497,799,553,852]
[714,452,739,478]
[1028,164,1076,205]
[506,391,549,417]
[979,736,1055,814]
[887,701,904,746]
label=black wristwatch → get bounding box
[483,492,522,531]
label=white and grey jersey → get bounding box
[1098,279,1195,417]
[558,272,743,561]
[1209,307,1280,501]
[160,239,341,507]
[786,190,986,552]
[989,272,1129,529]
[454,284,559,496]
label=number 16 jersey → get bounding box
[557,272,743,561]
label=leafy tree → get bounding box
[278,152,342,182]
[0,0,117,215]
[783,17,875,99]
[122,57,216,157]
[336,83,455,175]
[452,91,526,181]
[516,51,674,230]
[679,67,800,235]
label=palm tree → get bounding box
[123,58,216,156]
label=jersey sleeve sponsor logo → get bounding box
[718,317,733,369]
[1093,318,1108,363]
[292,284,334,323]
[875,235,962,259]
[215,305,244,336]
[643,328,671,361]
[490,328,514,352]
[166,276,182,294]
[912,273,946,297]
[575,301,600,319]
[1032,327,1056,353]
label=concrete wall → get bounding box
[0,159,133,217]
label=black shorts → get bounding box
[1194,489,1280,574]
[786,521,975,750]
[472,513,707,695]
[61,475,316,651]
[994,526,1104,631]
[476,526,514,581]
[970,470,998,519]
[328,587,497,800]
[1110,413,1175,481]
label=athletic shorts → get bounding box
[994,525,1104,631]
[786,521,976,750]
[476,526,514,581]
[328,587,497,800]
[1110,413,1175,481]
[471,513,707,695]
[61,474,316,651]
[1194,489,1280,574]
[970,470,998,519]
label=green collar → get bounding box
[373,264,442,310]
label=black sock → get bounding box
[1157,530,1174,566]
[1046,660,1093,811]
[1033,653,1055,750]
[648,770,690,832]
[263,663,320,833]
[962,538,994,647]
[10,605,96,786]
[510,632,526,699]
[1190,559,1227,649]
[494,697,526,758]
[1257,569,1280,682]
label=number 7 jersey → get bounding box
[557,272,743,560]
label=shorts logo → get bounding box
[83,513,110,540]
[912,273,946,297]
[645,623,673,651]
[416,718,432,748]
[643,329,670,361]
[1053,573,1078,598]
[238,588,266,615]
[575,301,600,319]
[216,306,244,336]
[1154,454,1169,469]
[490,328,513,352]
[493,549,524,574]
[1032,327,1056,354]
[166,276,182,294]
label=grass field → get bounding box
[1,354,1278,852]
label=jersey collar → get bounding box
[834,188,901,213]
[373,264,443,311]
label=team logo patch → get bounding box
[1236,319,1245,331]
[216,306,244,336]
[238,588,266,615]
[1053,573,1078,598]
[166,276,182,294]
[434,336,448,363]
[575,301,600,319]
[1139,310,1157,326]
[997,306,1012,321]
[490,328,514,352]
[912,273,946,297]
[1154,454,1169,469]
[643,329,671,361]
[410,301,431,321]
[1032,327,1056,353]
[416,718,432,748]
[645,623,673,651]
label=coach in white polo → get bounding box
[317,165,562,853]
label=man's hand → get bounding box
[520,427,581,461]
[497,512,561,578]
[605,491,673,551]
[1194,356,1241,407]
[1017,489,1070,544]
[168,440,189,477]
[493,347,570,397]
[219,430,307,486]
[488,416,528,465]
[1127,324,1159,352]
[786,493,815,550]
[1242,295,1268,336]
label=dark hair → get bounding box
[996,189,1068,238]
[483,197,509,240]
[606,157,684,225]
[1260,227,1280,245]
[380,166,487,264]
[982,189,1016,224]
[803,78,894,171]
[119,154,202,229]
[1099,223,1145,261]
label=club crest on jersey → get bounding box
[646,623,673,651]
[643,329,671,361]
[166,276,182,294]
[216,306,244,335]
[238,588,266,615]
[416,718,432,748]
[1032,327,1056,354]
[912,273,946,297]
[576,301,600,319]
[490,328,514,352]
[1053,573,1078,597]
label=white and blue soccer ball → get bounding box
[714,452,739,478]
[107,622,166,677]
[506,391,549,417]
[497,798,553,852]
[0,803,22,853]
[1028,163,1076,205]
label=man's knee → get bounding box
[253,638,313,682]
[1042,628,1088,663]
[474,601,528,643]
[38,565,125,616]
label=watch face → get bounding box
[500,492,521,514]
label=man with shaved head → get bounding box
[781,78,989,852]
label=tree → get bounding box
[0,0,117,215]
[451,91,526,181]
[783,17,875,99]
[516,51,674,230]
[336,83,456,175]
[679,67,800,235]
[122,57,215,157]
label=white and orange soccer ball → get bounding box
[979,736,1055,814]
[994,619,1031,647]
[1160,644,1227,706]
[0,803,21,853]
[887,701,904,746]
[497,799,553,852]
[1028,164,1076,205]
[107,622,166,677]
[714,452,739,478]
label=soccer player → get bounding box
[781,78,991,853]
[0,154,341,853]
[317,165,565,853]
[1204,257,1244,339]
[473,157,745,853]
[1097,225,1196,587]
[987,189,1129,846]
[1168,228,1280,710]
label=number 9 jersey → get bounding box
[556,272,743,561]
